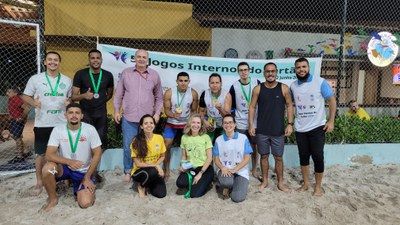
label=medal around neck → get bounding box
[89,69,103,99]
[70,153,77,160]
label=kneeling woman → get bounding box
[131,114,166,198]
[213,114,252,202]
[176,114,214,198]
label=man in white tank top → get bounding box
[290,58,336,197]
[225,62,260,180]
[163,72,198,179]
[199,73,230,143]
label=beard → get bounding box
[296,72,310,82]
[71,121,79,126]
[266,79,275,84]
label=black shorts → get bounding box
[237,128,256,145]
[33,127,54,155]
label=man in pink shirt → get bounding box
[113,49,163,182]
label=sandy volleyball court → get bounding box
[0,164,399,225]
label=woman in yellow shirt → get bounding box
[131,114,166,198]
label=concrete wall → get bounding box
[98,143,400,171]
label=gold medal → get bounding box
[213,99,219,105]
[176,107,182,113]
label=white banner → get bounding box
[98,44,322,94]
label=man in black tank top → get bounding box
[248,62,294,192]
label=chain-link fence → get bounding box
[1,0,400,176]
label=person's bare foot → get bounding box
[222,188,230,200]
[123,174,131,183]
[31,184,43,196]
[257,181,268,191]
[164,173,170,182]
[313,187,324,197]
[39,199,58,212]
[137,185,146,198]
[296,184,309,192]
[277,183,291,193]
[2,130,10,140]
[252,170,262,181]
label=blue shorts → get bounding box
[163,123,184,139]
[56,164,94,193]
[10,119,25,138]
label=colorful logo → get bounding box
[109,51,128,64]
[367,31,399,67]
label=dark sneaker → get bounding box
[8,157,25,164]
[22,151,33,158]
[94,173,104,184]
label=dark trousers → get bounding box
[132,167,166,198]
[83,112,108,149]
[295,125,325,173]
[176,166,214,198]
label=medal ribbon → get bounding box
[67,124,82,154]
[45,72,61,96]
[89,69,103,94]
[211,92,219,102]
[176,88,186,109]
[184,171,193,198]
[240,77,252,105]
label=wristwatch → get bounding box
[288,122,294,126]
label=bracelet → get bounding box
[288,122,294,126]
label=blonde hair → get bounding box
[183,114,207,136]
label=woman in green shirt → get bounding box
[176,114,214,198]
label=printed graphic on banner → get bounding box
[393,64,400,85]
[367,31,399,67]
[98,44,323,94]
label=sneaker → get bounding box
[22,151,33,158]
[94,173,104,184]
[8,157,25,164]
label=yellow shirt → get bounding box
[346,107,371,121]
[130,134,166,175]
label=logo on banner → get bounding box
[367,31,398,67]
[109,51,129,64]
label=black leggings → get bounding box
[295,126,325,173]
[176,166,214,198]
[132,167,166,198]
